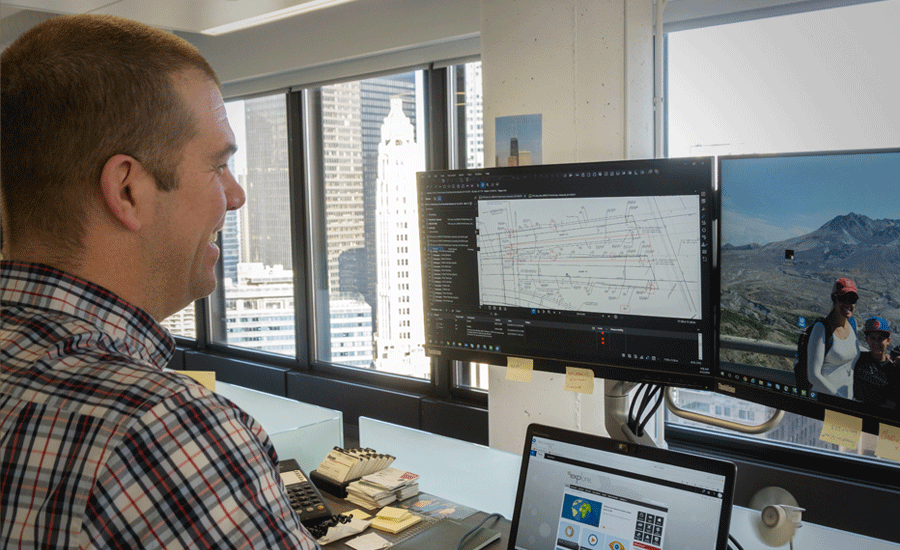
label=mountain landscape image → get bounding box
[720,212,900,372]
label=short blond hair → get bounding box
[1,14,220,254]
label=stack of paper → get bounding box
[345,467,420,509]
[370,507,422,534]
[345,479,397,509]
[314,447,395,485]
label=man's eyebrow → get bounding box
[212,143,238,163]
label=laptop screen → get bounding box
[508,424,736,550]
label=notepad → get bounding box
[389,518,501,550]
[370,507,422,534]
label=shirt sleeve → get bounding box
[81,385,321,550]
[807,321,841,394]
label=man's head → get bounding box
[863,317,891,359]
[2,15,244,320]
[1,14,218,260]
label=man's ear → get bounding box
[99,154,155,232]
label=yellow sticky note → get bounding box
[819,409,862,448]
[180,370,216,392]
[345,508,372,520]
[506,357,533,382]
[376,507,408,520]
[875,424,900,463]
[564,367,595,394]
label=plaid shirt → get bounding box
[1,261,320,550]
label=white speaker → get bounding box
[748,487,804,547]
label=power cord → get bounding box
[728,533,746,550]
[628,383,664,438]
[454,513,504,550]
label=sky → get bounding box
[225,100,247,177]
[720,150,900,245]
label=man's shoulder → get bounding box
[1,310,220,426]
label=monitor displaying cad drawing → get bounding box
[417,157,718,389]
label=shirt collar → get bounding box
[1,260,175,369]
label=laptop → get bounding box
[508,424,736,550]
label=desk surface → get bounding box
[319,489,510,550]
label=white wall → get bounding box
[480,0,656,453]
[481,0,654,166]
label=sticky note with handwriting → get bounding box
[181,370,216,392]
[875,424,900,463]
[564,367,594,394]
[506,357,533,382]
[819,409,862,448]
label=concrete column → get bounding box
[480,0,656,451]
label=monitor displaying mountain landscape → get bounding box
[716,148,900,429]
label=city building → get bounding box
[373,97,428,377]
[242,95,292,270]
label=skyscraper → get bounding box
[373,98,427,376]
[322,82,364,293]
[244,95,292,269]
[356,75,417,324]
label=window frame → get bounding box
[178,64,488,404]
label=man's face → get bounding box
[865,331,891,358]
[151,70,244,317]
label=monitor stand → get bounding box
[605,380,786,447]
[604,380,663,447]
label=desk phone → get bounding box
[278,458,332,526]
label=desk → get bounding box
[358,417,521,519]
[350,417,899,550]
[318,489,510,550]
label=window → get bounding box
[446,61,491,391]
[191,64,487,396]
[666,0,900,460]
[212,94,296,356]
[309,71,429,377]
[452,61,485,170]
[161,303,196,339]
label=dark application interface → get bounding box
[418,159,716,382]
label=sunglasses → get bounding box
[865,332,890,342]
[833,293,858,305]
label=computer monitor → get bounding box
[417,157,718,389]
[716,148,900,431]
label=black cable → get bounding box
[627,383,644,433]
[630,383,656,434]
[636,386,664,437]
[728,533,746,550]
[629,384,660,437]
[454,513,503,550]
[636,384,657,419]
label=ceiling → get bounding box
[0,0,356,38]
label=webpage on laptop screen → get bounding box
[514,438,727,550]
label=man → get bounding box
[853,317,897,408]
[1,15,319,549]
